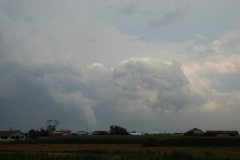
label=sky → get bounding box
[0,0,240,132]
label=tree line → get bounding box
[27,125,129,139]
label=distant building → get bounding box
[92,131,109,135]
[146,132,161,135]
[173,133,184,136]
[53,129,71,136]
[0,130,26,141]
[129,132,144,136]
[205,130,239,137]
[76,131,88,135]
[184,128,204,136]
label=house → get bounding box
[184,128,205,136]
[205,130,239,137]
[0,130,26,141]
[53,129,71,136]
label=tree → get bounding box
[109,125,129,135]
[28,128,49,139]
[28,129,38,139]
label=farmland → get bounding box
[1,135,240,159]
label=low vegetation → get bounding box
[3,135,240,147]
[1,135,240,160]
[142,136,240,147]
[1,149,240,160]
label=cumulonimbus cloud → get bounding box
[0,57,205,131]
[1,0,240,132]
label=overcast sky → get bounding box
[1,0,240,132]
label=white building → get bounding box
[0,130,26,141]
[53,129,71,136]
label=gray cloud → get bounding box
[0,58,204,131]
[118,4,137,15]
[148,9,186,28]
[0,62,54,129]
[112,59,196,111]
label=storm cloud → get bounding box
[0,57,204,131]
[1,0,240,132]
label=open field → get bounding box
[1,136,240,159]
[2,135,240,146]
[1,144,240,160]
[1,143,240,154]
